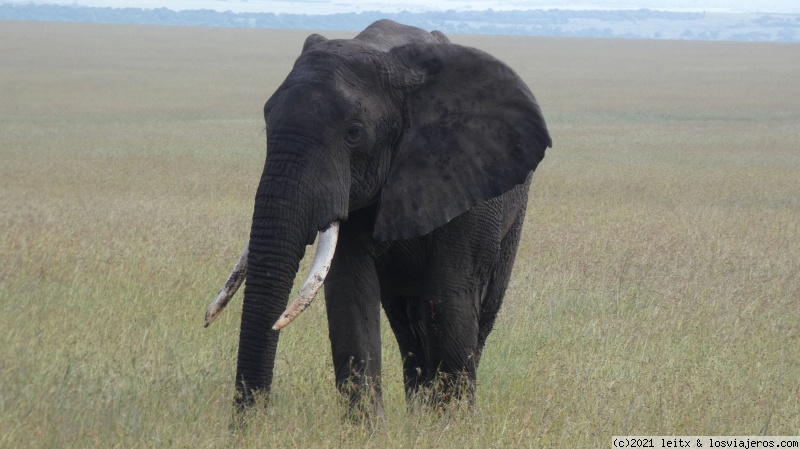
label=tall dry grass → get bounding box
[1,21,798,447]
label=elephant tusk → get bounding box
[204,245,248,327]
[272,222,339,331]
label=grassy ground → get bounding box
[1,21,798,448]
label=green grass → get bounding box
[1,21,799,447]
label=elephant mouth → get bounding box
[204,221,340,329]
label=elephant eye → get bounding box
[345,124,364,145]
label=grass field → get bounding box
[1,20,798,448]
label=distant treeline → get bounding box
[1,3,799,42]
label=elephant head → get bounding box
[205,20,551,408]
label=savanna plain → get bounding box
[1,21,798,448]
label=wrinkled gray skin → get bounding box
[232,19,551,412]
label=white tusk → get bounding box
[205,245,248,327]
[272,222,339,331]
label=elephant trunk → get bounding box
[233,142,348,408]
[234,158,316,407]
[235,208,306,407]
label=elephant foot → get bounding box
[337,375,384,423]
[405,371,476,413]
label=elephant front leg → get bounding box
[324,237,383,417]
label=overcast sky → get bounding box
[13,0,800,14]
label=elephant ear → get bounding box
[373,43,552,241]
[302,33,328,53]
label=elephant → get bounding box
[204,19,552,413]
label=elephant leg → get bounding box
[324,223,383,416]
[419,284,481,406]
[414,201,509,406]
[381,295,429,400]
[476,208,526,368]
[418,241,485,406]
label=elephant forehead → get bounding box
[292,45,384,85]
[307,38,382,59]
[266,67,387,124]
[266,82,350,118]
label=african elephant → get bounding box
[205,19,551,412]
